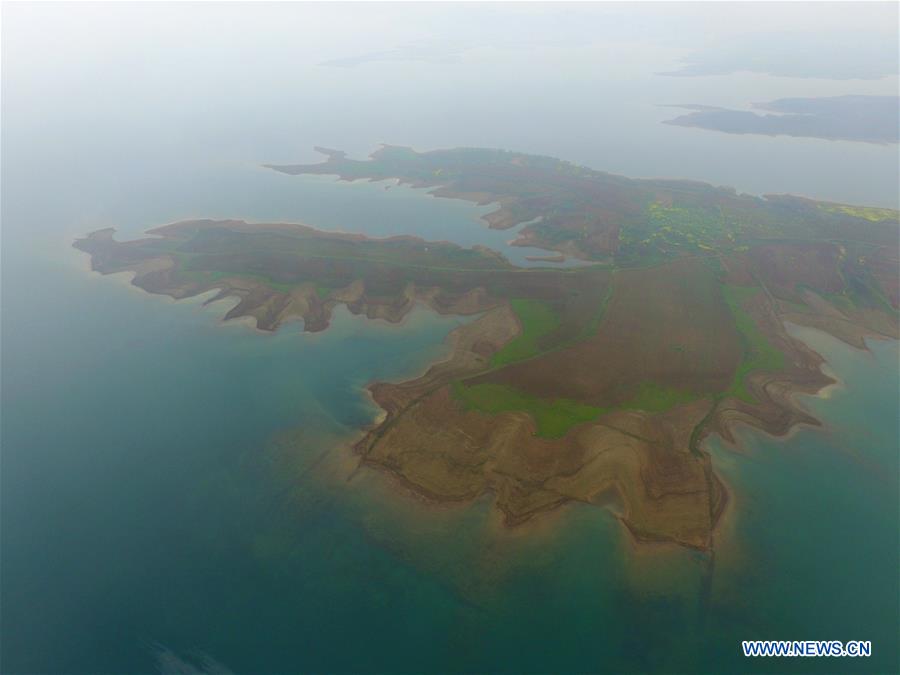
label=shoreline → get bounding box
[709,318,893,454]
[116,224,874,553]
[265,168,511,232]
[351,300,887,552]
[72,222,515,335]
[72,213,899,554]
[268,171,580,267]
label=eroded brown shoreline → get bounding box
[74,222,518,334]
[73,192,898,553]
[351,301,871,552]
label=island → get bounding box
[663,96,900,144]
[75,146,900,551]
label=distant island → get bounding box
[76,146,899,551]
[664,95,900,144]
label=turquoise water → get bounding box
[703,328,900,673]
[1,246,471,671]
[4,175,897,672]
[3,4,898,673]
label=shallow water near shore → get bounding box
[4,126,898,675]
[4,215,897,672]
[3,4,899,672]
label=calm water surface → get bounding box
[2,4,898,673]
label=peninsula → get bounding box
[75,146,900,550]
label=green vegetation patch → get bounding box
[818,203,899,223]
[452,382,605,438]
[622,382,698,413]
[618,202,740,262]
[722,285,786,402]
[490,299,561,367]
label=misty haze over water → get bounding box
[2,3,898,673]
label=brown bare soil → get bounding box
[73,221,609,334]
[73,149,899,553]
[470,258,743,406]
[356,319,724,548]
